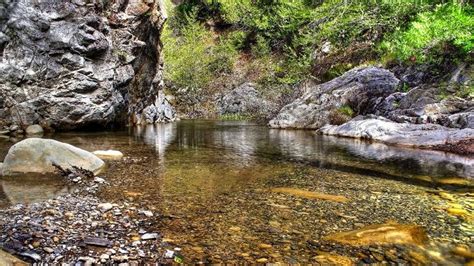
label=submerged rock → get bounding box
[1,138,104,175]
[323,222,428,246]
[320,116,474,155]
[271,187,349,203]
[313,252,353,266]
[269,67,399,129]
[93,150,124,160]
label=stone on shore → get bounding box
[1,138,105,175]
[25,125,44,136]
[93,150,124,160]
[320,116,474,154]
[98,203,114,212]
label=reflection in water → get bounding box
[323,136,474,179]
[0,120,472,208]
[0,175,70,208]
[134,123,176,157]
[266,129,473,179]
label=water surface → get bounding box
[0,120,472,263]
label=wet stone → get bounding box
[84,237,112,247]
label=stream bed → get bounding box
[0,120,473,264]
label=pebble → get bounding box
[94,177,106,183]
[164,250,175,259]
[258,243,272,249]
[141,233,158,240]
[100,254,110,261]
[44,247,54,253]
[141,210,153,217]
[21,251,41,261]
[84,237,111,247]
[98,203,113,212]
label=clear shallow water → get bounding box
[0,120,472,263]
[0,120,472,207]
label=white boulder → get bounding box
[2,138,105,175]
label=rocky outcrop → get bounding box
[269,64,473,154]
[269,67,399,129]
[1,138,105,175]
[320,116,474,155]
[375,64,474,129]
[217,83,275,118]
[0,0,175,131]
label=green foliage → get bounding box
[218,113,251,121]
[338,105,355,117]
[162,19,238,94]
[170,0,445,87]
[381,3,474,63]
[164,0,473,117]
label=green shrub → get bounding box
[381,3,473,63]
[218,113,251,121]
[338,105,355,117]
[162,19,237,92]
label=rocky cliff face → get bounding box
[0,0,175,131]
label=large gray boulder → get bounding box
[269,67,399,129]
[217,83,275,117]
[320,116,474,155]
[2,138,105,175]
[0,0,175,130]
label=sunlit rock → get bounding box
[2,138,104,175]
[320,116,474,155]
[92,150,124,160]
[323,222,428,246]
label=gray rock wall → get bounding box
[0,0,175,131]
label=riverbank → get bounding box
[0,173,176,264]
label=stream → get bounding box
[0,120,473,263]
